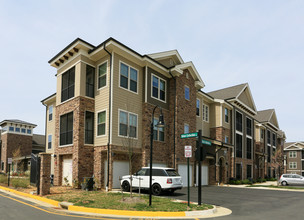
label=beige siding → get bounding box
[238,89,254,110]
[94,55,110,146]
[222,104,232,129]
[214,103,222,127]
[196,97,202,131]
[111,53,143,148]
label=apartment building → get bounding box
[42,37,207,189]
[42,37,286,189]
[255,109,286,178]
[207,84,285,181]
[284,142,304,176]
[0,119,45,173]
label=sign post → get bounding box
[7,158,12,187]
[184,146,192,207]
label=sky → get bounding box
[0,0,303,142]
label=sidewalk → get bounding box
[222,181,304,192]
[0,185,232,219]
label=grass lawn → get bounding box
[247,185,304,190]
[46,190,213,212]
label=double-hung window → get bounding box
[119,110,137,138]
[49,106,53,121]
[225,108,229,123]
[184,124,189,134]
[152,75,166,102]
[120,62,137,93]
[98,62,107,89]
[289,151,297,158]
[185,86,190,100]
[61,67,75,102]
[85,111,94,144]
[272,133,276,146]
[236,134,242,158]
[48,135,52,149]
[289,162,297,169]
[202,104,209,122]
[97,111,106,136]
[246,118,252,136]
[60,112,73,146]
[196,99,200,116]
[153,118,164,141]
[86,65,95,97]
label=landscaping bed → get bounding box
[46,188,213,212]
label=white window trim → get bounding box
[224,108,229,124]
[289,151,297,158]
[184,123,190,134]
[118,109,138,139]
[49,105,53,122]
[202,104,209,123]
[97,60,108,91]
[96,109,107,138]
[48,134,52,149]
[196,99,200,117]
[289,162,297,169]
[184,85,190,101]
[151,73,166,103]
[119,61,139,95]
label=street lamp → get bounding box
[149,105,165,206]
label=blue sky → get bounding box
[0,0,303,142]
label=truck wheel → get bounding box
[152,183,162,196]
[122,181,130,192]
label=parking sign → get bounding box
[184,146,192,158]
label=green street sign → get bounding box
[181,132,198,139]
[202,139,212,146]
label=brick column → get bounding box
[39,153,51,196]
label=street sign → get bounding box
[7,158,12,164]
[202,139,212,146]
[181,132,198,139]
[184,146,192,158]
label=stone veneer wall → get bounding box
[54,96,95,186]
[0,133,32,173]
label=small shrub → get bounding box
[11,178,29,188]
[234,180,241,185]
[241,179,252,185]
[24,170,30,177]
[0,174,7,184]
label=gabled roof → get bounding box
[0,119,37,128]
[255,109,279,130]
[32,134,45,146]
[207,83,257,115]
[284,142,304,150]
[207,83,247,100]
[49,37,205,89]
[148,50,184,66]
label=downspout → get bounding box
[104,46,112,191]
[168,69,176,169]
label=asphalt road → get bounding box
[1,186,304,220]
[165,186,304,220]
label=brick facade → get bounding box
[1,133,32,172]
[39,153,51,195]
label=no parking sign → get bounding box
[184,146,192,158]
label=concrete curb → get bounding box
[0,186,59,207]
[0,185,219,218]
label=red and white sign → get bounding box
[184,146,192,158]
[7,158,12,164]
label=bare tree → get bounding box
[12,147,22,173]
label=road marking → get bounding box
[0,192,116,220]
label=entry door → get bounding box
[62,158,73,186]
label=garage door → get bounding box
[196,165,209,185]
[104,161,130,189]
[152,163,167,167]
[62,158,73,186]
[178,164,193,187]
